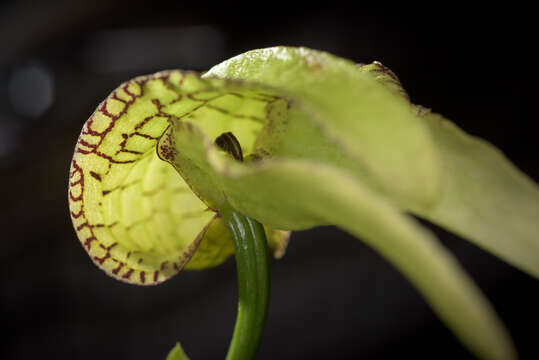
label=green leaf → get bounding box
[353,58,539,278]
[204,46,539,278]
[226,160,517,360]
[159,117,515,359]
[166,343,190,360]
[415,113,539,278]
[204,47,442,210]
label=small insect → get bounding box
[215,132,244,162]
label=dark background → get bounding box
[1,1,537,359]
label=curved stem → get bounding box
[222,208,270,360]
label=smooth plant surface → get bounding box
[68,46,539,360]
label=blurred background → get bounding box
[1,1,537,359]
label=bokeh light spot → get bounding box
[8,62,55,118]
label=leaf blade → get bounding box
[416,113,539,278]
[166,343,190,360]
[160,118,516,359]
[213,155,517,360]
[205,46,442,210]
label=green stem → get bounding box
[222,208,270,360]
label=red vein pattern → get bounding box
[68,70,286,285]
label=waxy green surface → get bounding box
[69,47,539,360]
